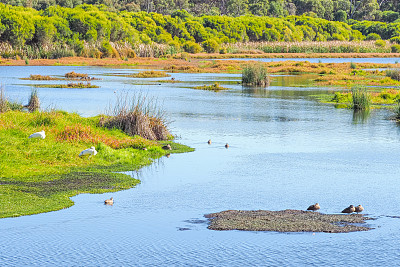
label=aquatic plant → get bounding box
[65,71,88,79]
[242,63,270,87]
[0,87,8,113]
[101,93,171,141]
[386,69,400,81]
[26,74,57,80]
[27,89,40,112]
[351,86,371,110]
[350,62,357,69]
[194,83,229,91]
[130,71,171,78]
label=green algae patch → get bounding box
[0,110,193,218]
[205,210,372,233]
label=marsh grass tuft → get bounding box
[242,63,270,87]
[101,93,171,141]
[351,86,371,110]
[194,83,229,91]
[26,89,40,112]
[130,71,171,78]
[65,71,88,79]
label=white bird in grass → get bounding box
[79,146,97,157]
[29,130,46,139]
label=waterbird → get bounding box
[104,197,113,205]
[225,143,229,149]
[162,144,172,150]
[29,130,45,139]
[208,139,212,145]
[79,146,97,157]
[307,203,320,212]
[341,205,355,214]
[355,205,364,214]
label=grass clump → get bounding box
[130,70,171,78]
[242,63,270,87]
[386,69,400,81]
[101,93,171,141]
[26,89,40,112]
[0,87,23,113]
[351,86,371,110]
[65,71,88,79]
[25,74,57,80]
[194,83,229,92]
[34,83,99,88]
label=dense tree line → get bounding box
[0,4,399,58]
[0,0,399,22]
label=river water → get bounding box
[1,65,400,266]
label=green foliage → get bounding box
[386,69,400,81]
[375,40,386,47]
[350,62,357,69]
[202,38,219,53]
[183,41,202,53]
[351,86,371,110]
[390,36,400,44]
[391,44,400,53]
[365,33,381,40]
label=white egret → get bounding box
[29,130,46,139]
[79,146,97,157]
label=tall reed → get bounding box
[351,86,371,110]
[0,87,8,113]
[27,89,40,112]
[101,93,170,141]
[242,63,270,87]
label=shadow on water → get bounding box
[352,110,371,124]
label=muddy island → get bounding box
[205,209,373,233]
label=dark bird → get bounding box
[162,144,172,150]
[225,143,229,149]
[307,203,320,212]
[104,197,114,205]
[355,205,364,214]
[341,205,355,214]
[208,139,212,145]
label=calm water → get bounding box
[1,66,400,266]
[219,57,400,64]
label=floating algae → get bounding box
[205,209,373,233]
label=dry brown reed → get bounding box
[28,75,56,80]
[27,89,40,112]
[101,93,170,141]
[65,71,88,79]
[0,87,8,113]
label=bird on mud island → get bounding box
[104,197,113,205]
[307,203,320,212]
[162,144,172,150]
[355,205,364,214]
[341,205,356,214]
[79,146,97,157]
[29,130,45,139]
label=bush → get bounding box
[350,62,357,69]
[386,69,400,81]
[219,47,227,54]
[183,41,202,53]
[351,86,371,110]
[202,39,219,53]
[242,63,269,87]
[375,40,386,47]
[390,36,400,44]
[365,33,381,41]
[391,44,400,53]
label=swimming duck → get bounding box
[104,197,113,205]
[225,143,229,148]
[208,139,212,145]
[307,203,320,212]
[355,205,364,214]
[341,205,355,214]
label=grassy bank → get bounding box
[0,110,193,218]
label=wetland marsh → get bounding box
[1,62,400,265]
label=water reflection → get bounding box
[352,110,371,124]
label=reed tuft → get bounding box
[351,86,371,110]
[27,88,40,112]
[242,63,270,87]
[386,69,400,81]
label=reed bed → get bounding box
[386,69,400,81]
[101,93,170,141]
[26,89,40,112]
[27,74,57,80]
[351,86,371,110]
[130,71,171,78]
[222,41,390,54]
[194,83,229,91]
[65,71,88,79]
[242,63,270,87]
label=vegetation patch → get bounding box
[193,83,229,92]
[205,210,372,233]
[34,83,99,88]
[242,63,270,87]
[65,71,88,79]
[22,75,59,81]
[0,109,193,218]
[129,71,171,78]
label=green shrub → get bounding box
[375,40,386,47]
[390,36,400,44]
[242,63,269,87]
[202,39,219,53]
[350,62,357,69]
[365,33,381,41]
[183,41,202,54]
[351,86,371,110]
[391,44,400,53]
[219,47,227,54]
[386,69,400,81]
